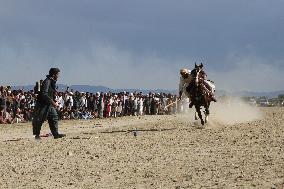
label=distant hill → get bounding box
[57,85,111,93]
[111,88,177,94]
[11,84,284,97]
[12,84,111,93]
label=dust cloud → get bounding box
[209,97,262,125]
[179,97,262,126]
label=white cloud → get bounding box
[0,40,283,92]
[0,41,191,90]
[59,43,191,90]
[209,54,284,92]
[1,0,284,93]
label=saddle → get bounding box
[186,81,213,105]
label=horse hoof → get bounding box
[205,117,209,123]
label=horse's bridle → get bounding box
[192,68,202,86]
[192,68,207,97]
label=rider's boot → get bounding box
[211,93,217,102]
[189,101,194,108]
[205,82,217,102]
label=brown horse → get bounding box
[188,63,211,125]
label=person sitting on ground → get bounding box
[14,108,26,123]
[0,107,6,124]
[4,108,14,124]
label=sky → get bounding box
[0,0,283,92]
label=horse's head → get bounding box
[191,63,204,86]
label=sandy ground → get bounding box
[0,103,284,189]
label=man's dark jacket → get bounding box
[34,75,57,121]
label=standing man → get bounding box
[98,92,104,118]
[32,68,66,140]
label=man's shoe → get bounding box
[35,135,41,140]
[54,134,66,139]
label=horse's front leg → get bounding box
[204,107,210,123]
[195,111,199,120]
[195,105,204,125]
[204,101,210,123]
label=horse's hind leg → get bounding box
[195,106,204,125]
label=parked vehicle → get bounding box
[259,99,270,107]
[249,98,257,106]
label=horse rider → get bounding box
[179,66,217,108]
[178,68,193,100]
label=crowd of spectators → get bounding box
[0,85,186,124]
[0,86,34,124]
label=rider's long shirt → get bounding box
[179,71,193,95]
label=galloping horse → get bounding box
[188,63,211,125]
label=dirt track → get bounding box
[0,107,284,189]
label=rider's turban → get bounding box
[180,68,189,75]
